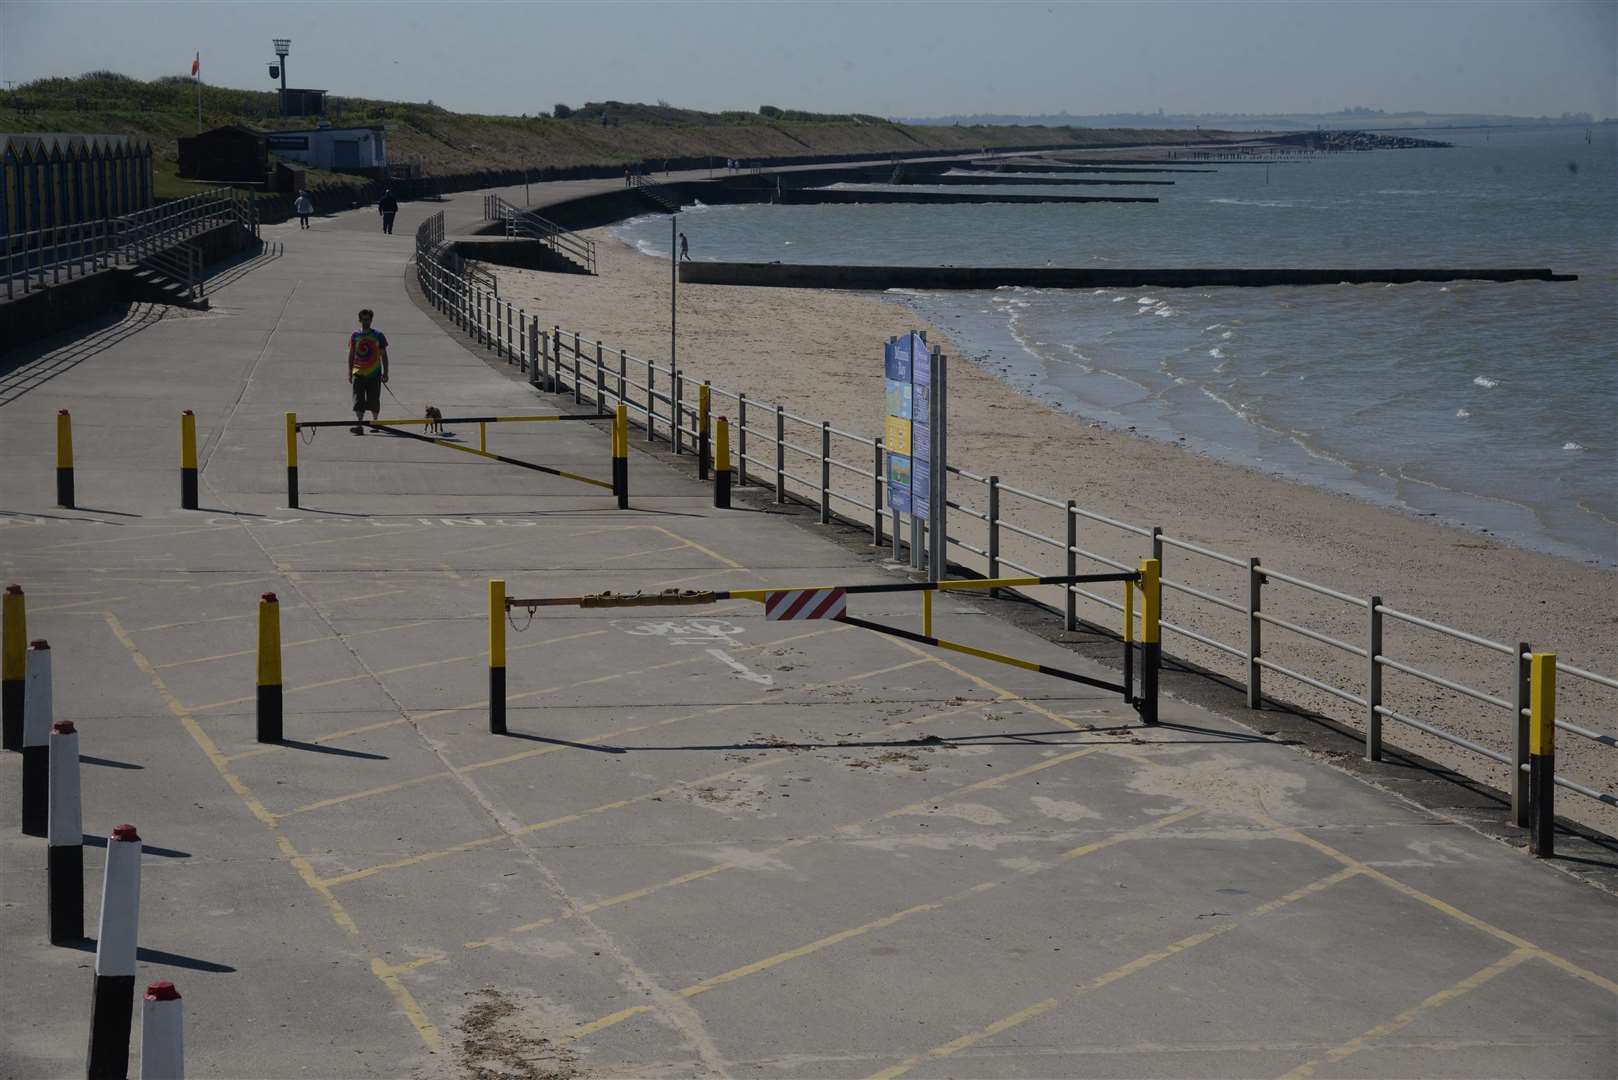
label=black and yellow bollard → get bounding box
[714,417,733,509]
[698,383,712,481]
[489,579,506,735]
[180,410,199,510]
[2,584,25,751]
[256,593,282,743]
[56,410,74,509]
[1529,652,1556,858]
[284,413,299,509]
[612,405,629,510]
[1138,558,1160,725]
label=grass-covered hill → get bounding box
[2,73,1253,199]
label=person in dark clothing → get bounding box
[679,232,690,261]
[378,190,399,234]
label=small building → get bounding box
[280,88,328,118]
[264,122,388,173]
[177,125,269,183]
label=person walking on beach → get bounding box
[679,232,690,261]
[293,190,313,229]
[377,189,399,234]
[348,308,390,434]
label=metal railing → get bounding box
[411,216,1616,825]
[4,189,254,301]
[483,195,596,275]
[627,173,678,213]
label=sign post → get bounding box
[883,331,946,576]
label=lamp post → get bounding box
[272,39,290,116]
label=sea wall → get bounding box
[677,263,1577,290]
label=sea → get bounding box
[613,126,1618,566]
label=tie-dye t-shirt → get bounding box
[349,329,388,378]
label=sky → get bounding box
[2,0,1613,120]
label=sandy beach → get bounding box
[483,230,1617,833]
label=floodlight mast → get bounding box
[272,39,290,116]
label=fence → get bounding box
[482,195,597,274]
[411,210,1616,826]
[2,189,256,301]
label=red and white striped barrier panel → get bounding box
[764,588,847,621]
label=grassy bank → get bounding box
[5,73,1254,199]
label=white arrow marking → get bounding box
[706,648,774,685]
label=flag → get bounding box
[191,52,200,78]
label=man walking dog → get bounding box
[348,309,390,433]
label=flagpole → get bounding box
[194,53,201,132]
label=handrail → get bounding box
[410,213,1617,818]
[5,189,247,300]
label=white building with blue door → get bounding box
[265,122,388,173]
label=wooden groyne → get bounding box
[893,174,1174,187]
[775,189,1159,207]
[677,263,1577,290]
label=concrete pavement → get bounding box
[1,186,1613,1079]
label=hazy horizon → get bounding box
[2,1,1613,121]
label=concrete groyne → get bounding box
[677,263,1577,290]
[893,174,1174,187]
[966,162,1215,174]
[773,189,1159,206]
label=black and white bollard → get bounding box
[49,719,84,944]
[87,823,141,1080]
[140,980,184,1079]
[20,639,52,836]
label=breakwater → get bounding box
[677,263,1576,289]
[773,189,1158,206]
[891,174,1174,187]
[966,162,1214,174]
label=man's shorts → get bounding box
[352,376,382,414]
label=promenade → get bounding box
[1,185,1613,1078]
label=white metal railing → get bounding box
[4,190,251,300]
[483,195,597,274]
[411,219,1617,828]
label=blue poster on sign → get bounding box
[884,338,911,383]
[884,378,912,420]
[887,454,912,514]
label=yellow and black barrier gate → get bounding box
[494,564,1161,734]
[285,408,630,509]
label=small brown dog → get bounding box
[424,406,444,434]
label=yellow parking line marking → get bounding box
[298,654,932,844]
[220,623,854,767]
[133,589,406,632]
[649,525,747,570]
[271,523,439,551]
[1275,947,1537,1080]
[645,568,742,589]
[1266,818,1618,998]
[465,736,1098,952]
[598,542,692,563]
[221,716,416,763]
[319,757,789,888]
[187,627,610,713]
[866,864,1361,1080]
[45,524,235,551]
[103,612,442,1051]
[559,806,1203,1048]
[32,596,128,612]
[405,621,854,724]
[154,619,438,670]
